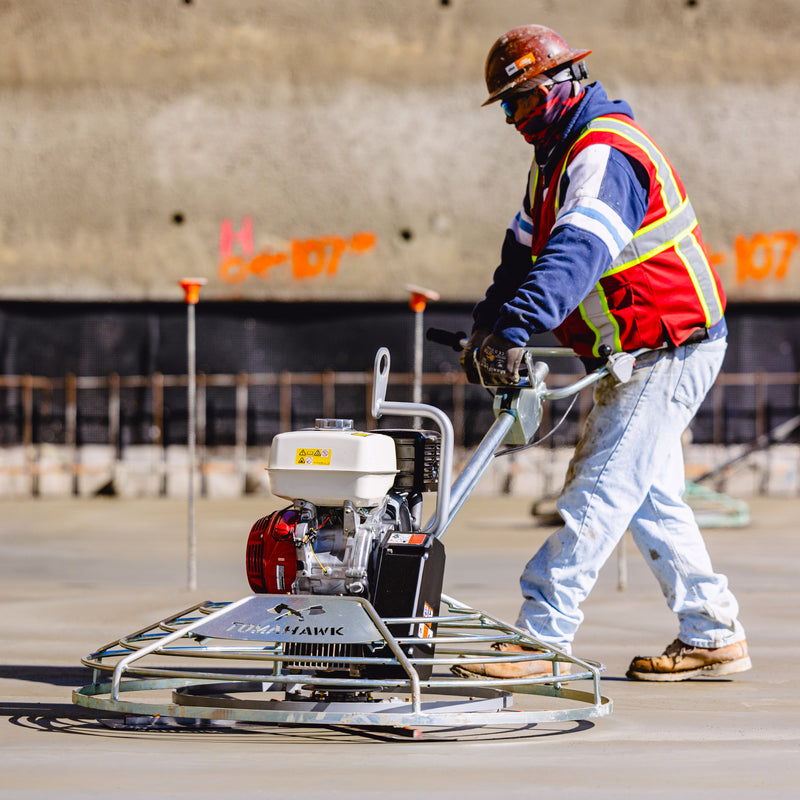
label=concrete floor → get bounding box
[1,492,798,798]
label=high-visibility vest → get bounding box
[530,114,726,357]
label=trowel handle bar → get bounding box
[426,327,467,351]
[426,328,663,396]
[426,327,577,359]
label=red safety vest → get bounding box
[529,114,726,357]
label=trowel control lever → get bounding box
[605,352,636,384]
[599,344,637,383]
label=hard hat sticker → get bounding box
[505,52,535,76]
[295,448,332,466]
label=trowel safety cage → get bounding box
[74,594,612,730]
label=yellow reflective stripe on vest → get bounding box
[606,202,723,327]
[578,283,622,355]
[675,230,722,326]
[528,161,540,216]
[605,198,697,275]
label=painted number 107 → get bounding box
[734,230,798,284]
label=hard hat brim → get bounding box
[481,48,591,107]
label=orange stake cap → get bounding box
[404,284,440,313]
[409,293,428,312]
[179,277,208,304]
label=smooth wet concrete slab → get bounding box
[1,493,798,798]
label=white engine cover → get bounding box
[268,425,397,506]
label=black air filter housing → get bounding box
[377,429,440,494]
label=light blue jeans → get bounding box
[517,338,746,652]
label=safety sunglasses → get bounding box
[500,95,523,118]
[500,84,552,118]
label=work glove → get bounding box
[460,328,490,384]
[477,333,526,385]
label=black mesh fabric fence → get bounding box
[1,301,799,450]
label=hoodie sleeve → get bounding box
[476,145,649,347]
[471,177,535,332]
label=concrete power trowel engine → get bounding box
[246,418,445,679]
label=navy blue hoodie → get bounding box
[473,82,651,346]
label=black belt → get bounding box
[675,327,709,347]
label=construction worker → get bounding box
[454,25,751,681]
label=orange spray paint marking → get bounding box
[734,230,798,284]
[218,255,248,285]
[249,251,289,276]
[348,232,377,252]
[219,217,254,259]
[292,237,348,279]
[709,251,726,269]
[771,231,798,280]
[217,223,377,285]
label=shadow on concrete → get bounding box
[0,665,93,687]
[0,698,597,743]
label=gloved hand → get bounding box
[460,328,490,384]
[477,333,526,385]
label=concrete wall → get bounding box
[2,0,799,304]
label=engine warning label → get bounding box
[387,533,427,545]
[418,602,435,639]
[295,448,332,466]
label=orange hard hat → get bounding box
[483,25,591,106]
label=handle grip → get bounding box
[426,327,467,352]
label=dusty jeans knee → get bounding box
[515,338,745,651]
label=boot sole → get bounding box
[450,664,571,680]
[626,655,752,682]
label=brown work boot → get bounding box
[626,638,751,681]
[450,642,571,680]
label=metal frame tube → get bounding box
[371,348,453,539]
[435,411,516,539]
[379,399,454,538]
[111,596,252,700]
[187,302,198,591]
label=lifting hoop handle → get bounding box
[371,347,391,419]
